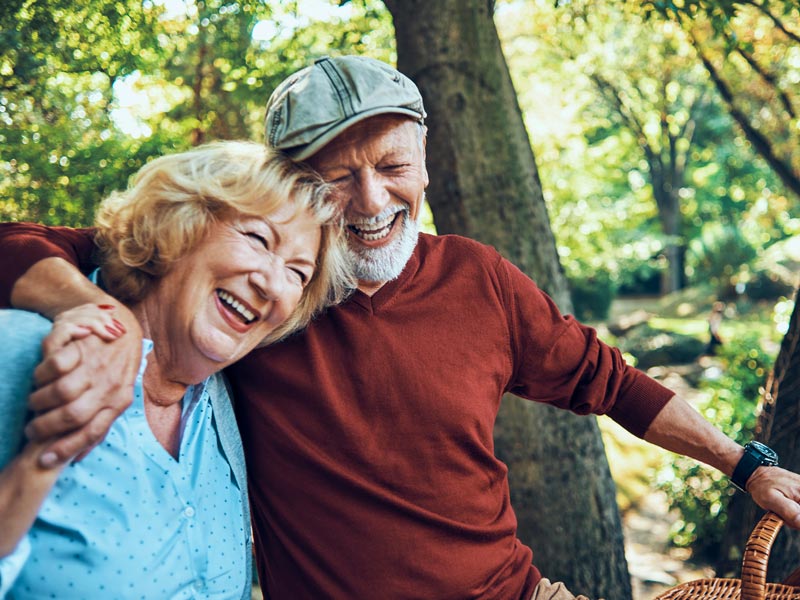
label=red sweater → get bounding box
[0,225,674,599]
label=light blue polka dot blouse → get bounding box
[0,310,251,600]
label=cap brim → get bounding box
[285,107,424,161]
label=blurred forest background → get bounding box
[2,0,799,598]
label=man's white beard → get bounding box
[346,208,419,284]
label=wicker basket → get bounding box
[654,512,800,599]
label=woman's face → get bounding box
[145,202,321,379]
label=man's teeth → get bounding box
[217,290,256,323]
[349,213,397,241]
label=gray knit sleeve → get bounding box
[0,310,53,468]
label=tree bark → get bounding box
[385,1,632,597]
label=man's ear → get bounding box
[422,126,429,187]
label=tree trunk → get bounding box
[385,1,632,597]
[717,292,800,579]
[652,183,685,294]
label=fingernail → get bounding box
[24,424,34,439]
[105,324,122,337]
[98,304,115,310]
[40,452,59,468]
[112,319,127,334]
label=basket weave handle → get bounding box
[741,512,784,600]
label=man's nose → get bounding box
[351,170,389,216]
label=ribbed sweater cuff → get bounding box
[607,373,675,439]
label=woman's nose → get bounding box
[249,259,288,305]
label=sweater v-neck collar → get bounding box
[348,242,422,314]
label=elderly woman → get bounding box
[0,141,351,599]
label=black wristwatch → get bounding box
[731,441,779,492]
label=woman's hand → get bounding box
[47,303,128,347]
[24,303,142,467]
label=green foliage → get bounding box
[496,0,797,295]
[616,322,707,368]
[740,269,796,302]
[638,0,800,198]
[0,0,395,227]
[0,0,164,224]
[657,333,775,560]
[568,268,616,321]
[0,0,181,224]
[687,223,799,301]
[686,223,757,290]
[2,0,797,295]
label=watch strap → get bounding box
[731,442,778,492]
[731,449,762,492]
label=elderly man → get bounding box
[2,56,800,600]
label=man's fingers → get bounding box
[70,409,118,462]
[72,443,100,464]
[24,392,99,441]
[749,467,800,529]
[38,410,116,468]
[40,323,76,355]
[765,493,800,529]
[29,363,93,413]
[32,343,82,388]
[780,506,800,530]
[24,319,140,463]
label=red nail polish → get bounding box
[112,319,127,334]
[105,324,121,337]
[98,304,115,310]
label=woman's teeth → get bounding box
[217,290,256,323]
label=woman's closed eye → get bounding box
[246,232,270,250]
[288,266,312,287]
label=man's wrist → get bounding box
[731,441,778,492]
[12,258,101,317]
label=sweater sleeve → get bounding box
[499,257,674,439]
[0,223,98,308]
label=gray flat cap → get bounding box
[265,55,426,161]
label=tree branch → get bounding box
[721,25,796,119]
[738,0,800,45]
[690,29,800,198]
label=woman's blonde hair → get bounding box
[95,140,353,344]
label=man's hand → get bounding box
[644,395,800,530]
[747,466,800,529]
[25,304,142,468]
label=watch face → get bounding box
[749,441,778,464]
